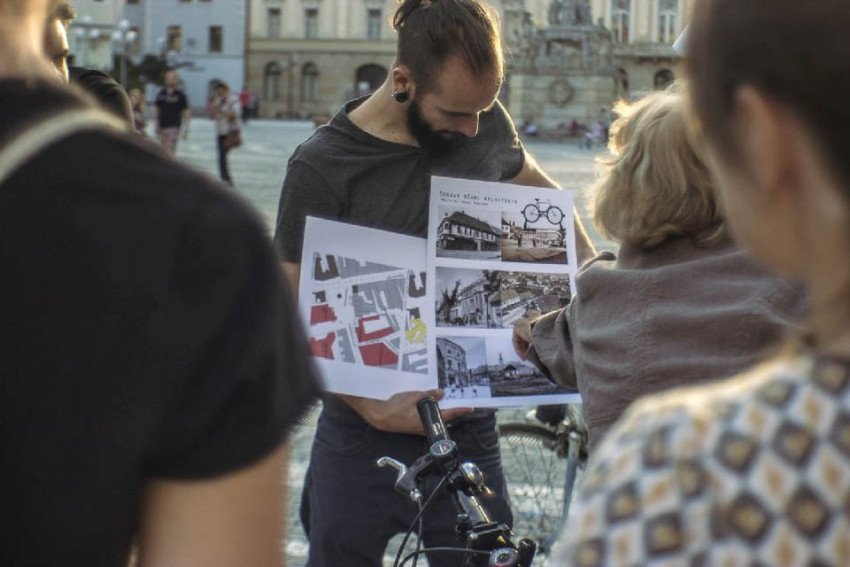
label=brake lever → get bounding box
[377,454,434,503]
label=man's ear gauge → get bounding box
[393,91,410,103]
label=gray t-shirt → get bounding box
[274,97,525,422]
[274,97,524,262]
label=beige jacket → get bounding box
[529,237,806,451]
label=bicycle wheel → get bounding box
[522,204,541,223]
[498,423,567,554]
[546,206,565,225]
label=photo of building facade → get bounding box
[437,337,492,399]
[436,268,502,329]
[436,208,502,260]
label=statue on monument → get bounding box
[547,0,564,26]
[547,0,593,27]
[575,0,592,25]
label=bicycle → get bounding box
[521,198,565,226]
[379,398,538,566]
[497,404,588,556]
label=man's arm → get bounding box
[137,443,288,567]
[282,260,472,435]
[508,151,596,263]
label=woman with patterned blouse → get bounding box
[554,1,850,564]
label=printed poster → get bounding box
[426,176,582,408]
[299,217,432,400]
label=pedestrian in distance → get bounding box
[274,0,595,564]
[239,85,252,124]
[208,80,242,186]
[0,0,319,564]
[152,69,190,155]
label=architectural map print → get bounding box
[300,217,433,399]
[307,253,428,373]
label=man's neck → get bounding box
[347,81,417,146]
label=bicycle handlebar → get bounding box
[379,398,537,566]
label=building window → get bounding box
[304,8,318,39]
[366,8,382,40]
[654,69,675,89]
[658,0,678,43]
[268,7,282,38]
[611,0,631,44]
[166,25,182,51]
[264,62,282,101]
[208,26,223,53]
[301,63,319,101]
[127,0,140,4]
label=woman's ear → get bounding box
[733,86,798,201]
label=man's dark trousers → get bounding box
[300,411,512,566]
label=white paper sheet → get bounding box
[427,176,582,408]
[299,217,433,399]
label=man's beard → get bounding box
[407,99,469,157]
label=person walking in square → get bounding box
[209,80,241,186]
[153,69,190,155]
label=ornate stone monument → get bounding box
[508,0,616,130]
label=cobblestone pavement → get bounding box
[172,119,610,566]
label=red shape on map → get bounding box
[309,332,336,359]
[310,304,337,325]
[356,315,394,342]
[359,343,398,367]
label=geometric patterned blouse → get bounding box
[551,352,850,566]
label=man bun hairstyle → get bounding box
[687,0,850,193]
[393,0,504,93]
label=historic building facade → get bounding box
[437,212,501,253]
[592,0,692,97]
[123,0,247,110]
[247,0,690,119]
[66,0,124,72]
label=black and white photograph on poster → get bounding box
[500,271,571,329]
[485,337,578,400]
[435,206,502,260]
[437,336,493,401]
[428,176,579,408]
[435,267,501,328]
[501,207,568,265]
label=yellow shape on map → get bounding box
[406,317,427,344]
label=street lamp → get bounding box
[71,15,101,68]
[287,52,299,118]
[112,19,138,89]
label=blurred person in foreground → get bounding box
[0,0,318,565]
[555,1,850,564]
[513,89,805,452]
[274,0,594,563]
[44,1,133,124]
[152,69,190,155]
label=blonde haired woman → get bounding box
[514,89,805,451]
